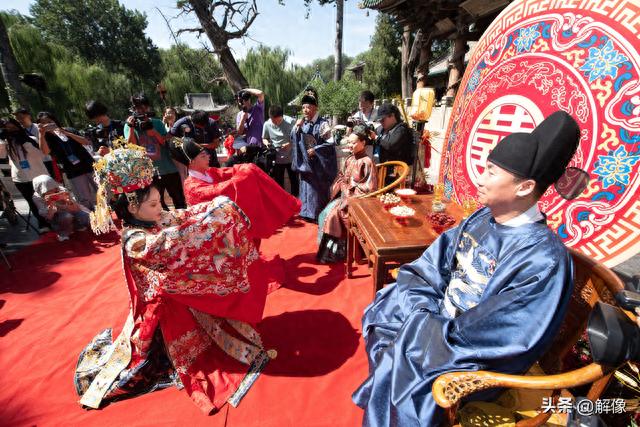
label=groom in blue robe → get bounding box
[353,111,582,426]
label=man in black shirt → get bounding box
[85,100,125,156]
[371,104,415,184]
[37,111,97,209]
[170,110,222,167]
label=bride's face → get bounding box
[129,187,163,223]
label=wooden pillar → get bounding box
[401,25,412,99]
[445,26,467,100]
[415,35,433,86]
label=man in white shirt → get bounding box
[262,105,298,197]
[351,90,378,125]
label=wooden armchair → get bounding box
[432,249,629,426]
[359,161,409,199]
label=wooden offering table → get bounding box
[346,195,463,295]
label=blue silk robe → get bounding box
[352,207,573,426]
[291,117,337,220]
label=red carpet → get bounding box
[0,219,375,426]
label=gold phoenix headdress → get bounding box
[90,143,154,234]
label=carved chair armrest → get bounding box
[359,161,409,199]
[432,363,611,409]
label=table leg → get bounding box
[372,256,386,297]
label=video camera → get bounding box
[128,110,154,131]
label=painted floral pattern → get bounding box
[593,145,640,188]
[579,40,629,83]
[513,24,541,53]
[466,69,482,93]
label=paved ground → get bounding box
[0,173,637,290]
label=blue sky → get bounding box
[2,0,379,66]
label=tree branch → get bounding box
[176,26,205,36]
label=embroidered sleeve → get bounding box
[123,196,257,298]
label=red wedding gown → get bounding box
[183,163,301,239]
[75,197,279,414]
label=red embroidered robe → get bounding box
[76,197,275,414]
[183,163,301,239]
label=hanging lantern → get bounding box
[410,87,435,122]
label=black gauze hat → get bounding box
[169,137,204,166]
[301,87,318,106]
[487,110,581,190]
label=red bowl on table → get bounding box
[389,205,415,224]
[428,212,456,234]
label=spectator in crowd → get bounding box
[232,88,265,163]
[32,174,89,241]
[125,93,186,210]
[0,118,50,230]
[170,109,221,167]
[352,90,378,125]
[162,106,178,132]
[290,87,337,222]
[13,107,55,177]
[85,100,125,156]
[262,105,299,197]
[371,103,415,184]
[37,111,98,210]
[164,106,189,181]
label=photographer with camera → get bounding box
[0,117,51,231]
[37,111,97,210]
[369,103,414,185]
[13,107,56,177]
[170,110,221,168]
[124,93,186,210]
[236,88,265,146]
[85,100,125,156]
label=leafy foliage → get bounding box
[30,0,161,81]
[356,13,402,98]
[159,45,231,107]
[317,76,363,118]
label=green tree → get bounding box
[179,0,257,93]
[309,54,353,83]
[159,45,231,107]
[240,46,310,114]
[358,13,402,98]
[0,13,29,109]
[30,0,161,82]
[0,11,147,126]
[318,77,363,119]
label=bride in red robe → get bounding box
[173,137,301,240]
[75,146,277,415]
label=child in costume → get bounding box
[75,145,276,414]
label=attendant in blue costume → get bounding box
[291,87,337,222]
[353,111,582,426]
